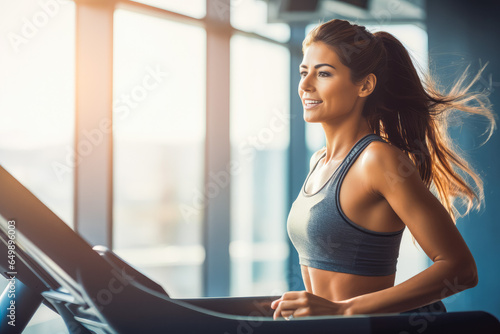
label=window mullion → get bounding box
[74,0,114,247]
[204,0,231,297]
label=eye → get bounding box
[299,71,331,78]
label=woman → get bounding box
[270,19,496,319]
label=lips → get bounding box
[303,99,323,109]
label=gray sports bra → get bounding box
[287,133,405,276]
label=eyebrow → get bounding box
[299,63,336,70]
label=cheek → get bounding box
[326,82,358,105]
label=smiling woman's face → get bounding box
[298,42,364,124]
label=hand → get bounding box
[270,291,351,320]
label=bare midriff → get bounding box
[301,265,396,301]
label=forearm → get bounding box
[344,261,477,315]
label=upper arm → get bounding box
[360,142,476,270]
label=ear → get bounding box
[358,73,377,98]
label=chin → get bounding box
[303,112,321,123]
[303,117,324,124]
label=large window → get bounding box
[230,35,290,296]
[0,0,75,227]
[0,0,75,331]
[112,9,206,297]
[230,0,290,42]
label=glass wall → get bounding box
[0,0,75,226]
[230,0,290,42]
[112,9,206,297]
[229,35,290,296]
[0,0,75,331]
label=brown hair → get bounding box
[303,19,496,223]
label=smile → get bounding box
[304,99,323,109]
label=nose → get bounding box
[298,74,315,93]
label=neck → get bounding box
[320,116,372,164]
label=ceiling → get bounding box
[261,0,425,26]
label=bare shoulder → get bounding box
[361,140,413,166]
[309,147,327,170]
[357,140,420,193]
